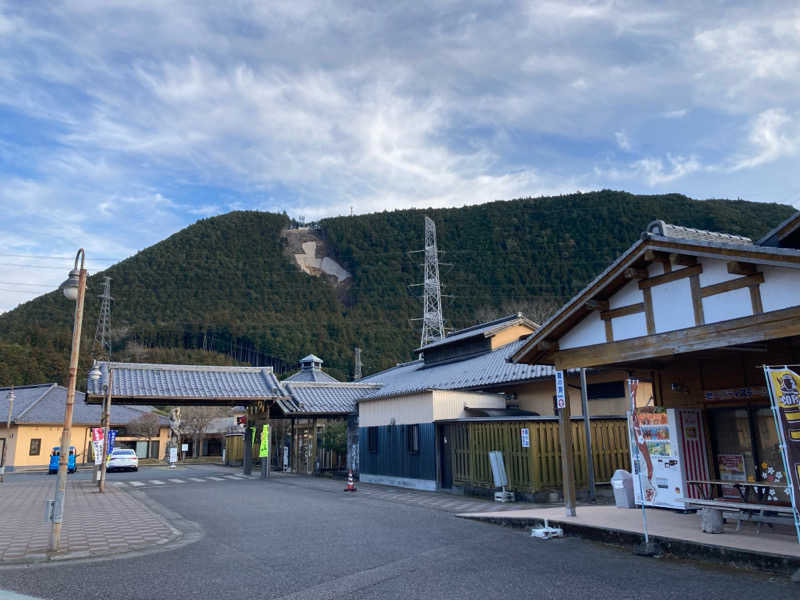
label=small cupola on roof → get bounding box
[283,354,340,383]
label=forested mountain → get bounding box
[0,190,794,384]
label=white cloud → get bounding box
[731,108,799,170]
[615,131,631,151]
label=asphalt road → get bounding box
[0,471,795,599]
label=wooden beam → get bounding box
[749,285,764,315]
[699,272,764,298]
[669,253,697,267]
[601,302,645,320]
[585,299,609,311]
[727,261,757,275]
[552,305,800,370]
[690,273,704,326]
[624,267,649,280]
[604,318,613,343]
[642,287,656,334]
[638,264,703,290]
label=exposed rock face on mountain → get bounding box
[284,228,351,284]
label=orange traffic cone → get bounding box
[344,469,357,492]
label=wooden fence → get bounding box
[450,417,629,493]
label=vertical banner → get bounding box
[259,424,270,458]
[763,366,800,543]
[554,370,566,409]
[91,428,104,465]
[107,429,117,455]
[628,379,656,503]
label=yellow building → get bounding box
[0,383,169,471]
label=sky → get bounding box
[1,1,800,313]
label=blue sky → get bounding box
[1,1,800,312]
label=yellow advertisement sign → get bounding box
[763,367,800,543]
[259,424,269,458]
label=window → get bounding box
[407,424,419,455]
[29,438,41,456]
[367,427,378,453]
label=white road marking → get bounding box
[148,480,166,485]
[128,481,145,487]
[168,478,185,483]
[207,476,225,481]
[189,477,206,482]
[223,475,241,480]
[112,481,126,486]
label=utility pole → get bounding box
[353,347,362,381]
[580,368,596,503]
[91,277,112,485]
[558,373,577,517]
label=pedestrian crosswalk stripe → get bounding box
[168,478,185,483]
[112,481,126,486]
[207,476,225,481]
[189,477,205,482]
[129,481,145,487]
[223,475,240,480]
[149,480,166,485]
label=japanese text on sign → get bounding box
[520,428,530,448]
[555,370,566,409]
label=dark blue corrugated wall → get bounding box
[359,424,436,481]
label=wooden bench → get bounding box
[681,497,795,533]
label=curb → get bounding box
[459,514,800,577]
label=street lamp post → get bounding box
[49,249,88,553]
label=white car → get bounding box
[107,448,138,472]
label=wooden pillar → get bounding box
[311,417,318,474]
[580,368,596,503]
[243,414,252,476]
[559,385,577,517]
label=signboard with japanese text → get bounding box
[763,366,800,543]
[717,454,747,499]
[554,370,566,409]
[520,428,530,448]
[169,447,178,463]
[107,429,117,455]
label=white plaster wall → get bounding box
[612,312,647,341]
[559,310,605,350]
[432,390,505,420]
[759,266,800,313]
[702,287,752,323]
[609,280,642,309]
[651,277,694,333]
[698,258,739,287]
[359,393,434,427]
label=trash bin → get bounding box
[611,469,635,508]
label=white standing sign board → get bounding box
[169,447,178,464]
[520,428,530,448]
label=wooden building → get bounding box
[359,314,632,494]
[512,215,800,515]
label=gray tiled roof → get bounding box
[283,368,340,383]
[414,313,537,353]
[644,220,753,245]
[86,362,285,401]
[279,382,380,415]
[360,339,556,400]
[0,384,168,426]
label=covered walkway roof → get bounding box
[85,362,288,406]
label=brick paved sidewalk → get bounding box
[0,479,178,564]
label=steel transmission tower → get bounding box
[91,276,113,361]
[419,216,445,346]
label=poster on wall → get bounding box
[717,454,747,499]
[763,366,800,543]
